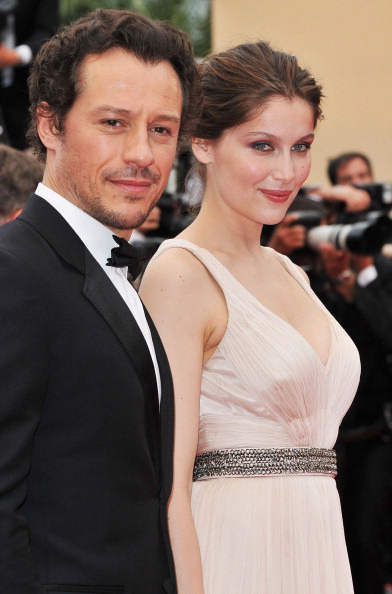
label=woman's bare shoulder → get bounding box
[141,243,210,293]
[140,242,227,355]
[140,243,225,320]
[267,246,311,285]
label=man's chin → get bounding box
[107,214,155,235]
[92,203,150,229]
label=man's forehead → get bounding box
[78,49,178,81]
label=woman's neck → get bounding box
[179,201,264,258]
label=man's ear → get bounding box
[36,102,59,151]
[192,137,213,165]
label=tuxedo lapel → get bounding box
[19,194,86,272]
[19,194,160,418]
[144,307,174,496]
[83,251,159,415]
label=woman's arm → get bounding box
[140,248,224,594]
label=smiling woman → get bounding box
[139,40,360,594]
[192,95,315,228]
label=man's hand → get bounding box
[309,185,371,212]
[267,213,307,255]
[0,44,20,68]
[318,243,366,302]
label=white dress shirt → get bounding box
[36,183,161,401]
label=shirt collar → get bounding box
[36,182,121,268]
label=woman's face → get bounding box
[193,95,315,227]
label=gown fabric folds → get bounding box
[155,238,360,594]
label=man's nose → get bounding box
[122,128,155,169]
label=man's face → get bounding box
[335,157,373,186]
[39,48,183,238]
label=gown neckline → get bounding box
[161,238,334,370]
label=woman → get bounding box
[140,41,359,594]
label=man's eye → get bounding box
[104,119,120,127]
[154,126,170,135]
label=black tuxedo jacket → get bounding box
[0,195,176,594]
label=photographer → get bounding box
[267,152,392,594]
[317,241,392,594]
[0,142,43,225]
[0,0,59,149]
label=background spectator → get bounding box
[0,142,43,225]
[0,0,59,149]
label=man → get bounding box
[0,9,200,593]
[319,155,392,594]
[327,151,374,186]
[0,143,43,225]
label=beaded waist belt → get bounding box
[193,447,337,481]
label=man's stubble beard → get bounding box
[64,167,160,230]
[77,192,156,230]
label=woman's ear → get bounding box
[192,137,213,165]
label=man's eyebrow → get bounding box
[90,106,181,123]
[156,114,181,124]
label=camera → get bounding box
[307,212,392,255]
[293,183,392,255]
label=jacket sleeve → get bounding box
[354,255,392,353]
[0,246,48,593]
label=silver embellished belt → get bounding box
[193,447,337,481]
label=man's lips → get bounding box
[261,189,293,202]
[109,179,153,194]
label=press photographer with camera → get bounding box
[266,151,392,594]
[266,160,372,257]
[0,0,59,149]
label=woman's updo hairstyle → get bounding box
[193,41,323,143]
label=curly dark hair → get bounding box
[27,9,201,162]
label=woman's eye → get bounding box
[252,142,271,151]
[292,142,311,152]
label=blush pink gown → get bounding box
[155,239,360,594]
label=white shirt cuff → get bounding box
[357,264,378,287]
[14,45,33,66]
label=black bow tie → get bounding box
[106,235,150,280]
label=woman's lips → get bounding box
[261,189,292,202]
